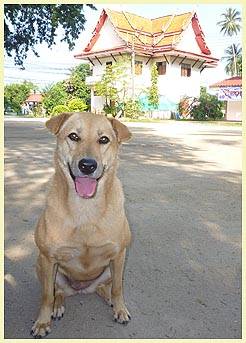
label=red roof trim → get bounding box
[75,46,130,58]
[171,49,219,61]
[75,46,219,63]
[191,13,211,55]
[84,10,108,52]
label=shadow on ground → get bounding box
[4,121,241,339]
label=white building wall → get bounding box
[91,89,105,113]
[135,56,201,101]
[89,54,201,112]
[157,58,201,102]
[133,56,201,102]
[91,17,125,52]
[176,22,202,55]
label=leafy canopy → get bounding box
[4,4,96,67]
[42,82,69,115]
[42,63,91,114]
[217,8,241,76]
[222,43,242,77]
[4,81,37,113]
[217,8,241,36]
[68,63,92,105]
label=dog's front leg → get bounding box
[31,254,56,338]
[110,248,131,324]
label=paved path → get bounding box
[4,118,242,338]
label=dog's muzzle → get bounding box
[68,162,106,199]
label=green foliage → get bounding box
[67,98,87,112]
[31,104,44,117]
[190,90,224,121]
[42,82,69,115]
[217,8,241,37]
[50,98,87,116]
[222,44,242,76]
[70,63,91,82]
[68,64,92,106]
[4,4,96,67]
[217,8,241,76]
[123,100,142,119]
[95,64,118,108]
[95,57,130,116]
[4,81,37,113]
[52,105,70,116]
[42,63,91,115]
[148,63,159,109]
[103,103,117,116]
[237,55,242,76]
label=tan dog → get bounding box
[31,112,132,338]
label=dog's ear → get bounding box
[46,112,72,135]
[108,118,132,143]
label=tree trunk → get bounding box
[232,44,237,76]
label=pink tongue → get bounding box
[75,177,98,198]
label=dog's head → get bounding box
[46,112,131,199]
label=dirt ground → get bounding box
[4,117,242,339]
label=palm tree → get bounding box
[217,8,241,76]
[222,44,242,77]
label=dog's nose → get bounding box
[78,158,97,175]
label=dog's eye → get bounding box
[68,132,80,142]
[98,136,110,144]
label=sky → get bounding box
[4,4,242,90]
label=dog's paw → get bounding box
[51,294,65,320]
[30,320,51,338]
[51,305,65,320]
[113,304,131,325]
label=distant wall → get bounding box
[226,101,242,121]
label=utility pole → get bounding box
[122,11,144,101]
[131,35,135,100]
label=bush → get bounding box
[67,98,87,112]
[190,91,223,120]
[103,104,116,117]
[42,82,69,115]
[31,104,45,117]
[123,100,142,119]
[52,105,70,116]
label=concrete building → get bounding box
[209,76,242,121]
[75,8,219,117]
[22,92,43,115]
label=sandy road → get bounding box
[4,118,241,338]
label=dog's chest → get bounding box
[51,232,119,275]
